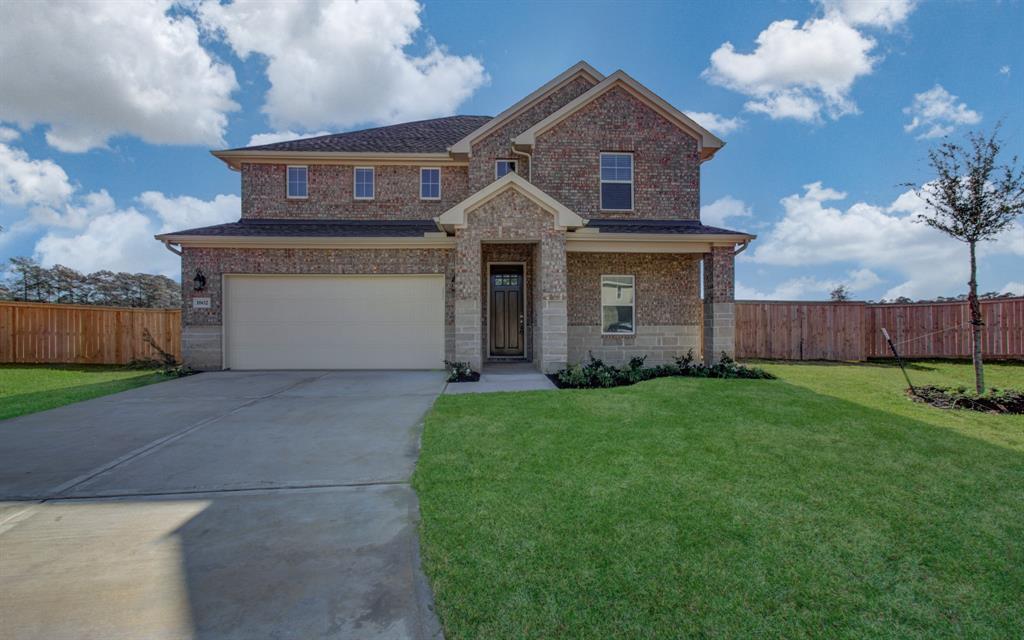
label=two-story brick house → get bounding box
[157,62,754,372]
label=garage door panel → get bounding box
[225,275,444,370]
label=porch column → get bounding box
[538,232,568,373]
[703,245,736,364]
[454,231,483,371]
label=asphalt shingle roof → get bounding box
[163,219,439,238]
[227,116,493,153]
[586,219,752,235]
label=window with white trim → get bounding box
[354,167,374,200]
[600,152,633,211]
[420,167,441,200]
[601,275,635,334]
[495,159,517,179]
[286,166,308,199]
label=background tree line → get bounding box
[0,257,181,308]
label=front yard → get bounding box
[413,361,1024,638]
[0,364,170,420]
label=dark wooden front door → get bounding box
[489,265,525,357]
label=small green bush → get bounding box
[444,360,480,383]
[554,350,775,389]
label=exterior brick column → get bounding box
[537,232,568,373]
[454,231,483,370]
[703,245,735,364]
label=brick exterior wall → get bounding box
[453,187,567,372]
[241,163,469,220]
[703,245,736,363]
[468,75,596,193]
[180,246,455,369]
[566,252,701,365]
[531,87,701,220]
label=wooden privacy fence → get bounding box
[736,297,1024,361]
[0,301,181,365]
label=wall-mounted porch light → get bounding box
[193,269,207,291]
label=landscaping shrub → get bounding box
[444,360,480,383]
[554,350,775,389]
[911,385,1023,414]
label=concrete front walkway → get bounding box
[443,362,557,395]
[0,370,446,640]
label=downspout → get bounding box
[511,142,533,182]
[161,239,182,256]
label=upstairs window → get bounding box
[601,275,635,335]
[420,167,441,200]
[495,159,517,179]
[286,166,308,199]
[600,152,633,211]
[354,167,374,200]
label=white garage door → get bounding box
[224,274,445,370]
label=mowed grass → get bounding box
[413,361,1024,639]
[0,364,170,420]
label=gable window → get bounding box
[601,275,635,334]
[286,166,308,199]
[354,167,374,200]
[495,159,517,179]
[420,167,441,200]
[600,152,633,211]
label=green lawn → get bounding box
[413,361,1024,639]
[0,364,171,420]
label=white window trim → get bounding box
[354,166,375,200]
[286,165,308,200]
[420,167,441,201]
[599,152,634,212]
[600,274,636,336]
[495,159,517,179]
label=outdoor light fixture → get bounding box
[193,269,207,291]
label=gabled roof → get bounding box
[447,61,604,155]
[436,172,586,231]
[219,116,492,154]
[513,70,726,161]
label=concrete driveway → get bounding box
[0,370,447,640]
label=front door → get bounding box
[489,265,525,357]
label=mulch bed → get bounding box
[910,385,1024,414]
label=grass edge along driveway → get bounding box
[0,364,171,420]
[413,361,1023,639]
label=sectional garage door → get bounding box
[224,275,444,370]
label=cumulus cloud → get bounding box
[737,268,881,300]
[0,0,238,152]
[999,65,1011,76]
[700,196,753,228]
[684,111,744,136]
[0,126,19,143]
[747,182,1023,300]
[903,85,981,139]
[140,191,241,232]
[1001,282,1023,296]
[817,0,915,30]
[246,131,333,147]
[0,143,74,208]
[198,0,488,132]
[703,16,877,122]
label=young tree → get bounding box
[829,284,851,302]
[905,127,1024,393]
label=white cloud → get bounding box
[1000,282,1023,296]
[684,111,744,136]
[198,0,488,132]
[903,85,981,139]
[703,16,877,122]
[0,126,19,143]
[701,196,752,228]
[139,191,241,232]
[817,0,915,30]
[0,0,238,152]
[747,182,1023,300]
[737,268,881,300]
[0,143,74,208]
[246,131,333,147]
[999,65,1011,76]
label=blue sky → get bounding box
[1,0,1021,300]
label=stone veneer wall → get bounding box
[703,245,736,363]
[241,163,469,219]
[453,188,567,373]
[180,247,455,370]
[531,87,701,220]
[480,243,535,361]
[567,252,701,365]
[468,76,597,192]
